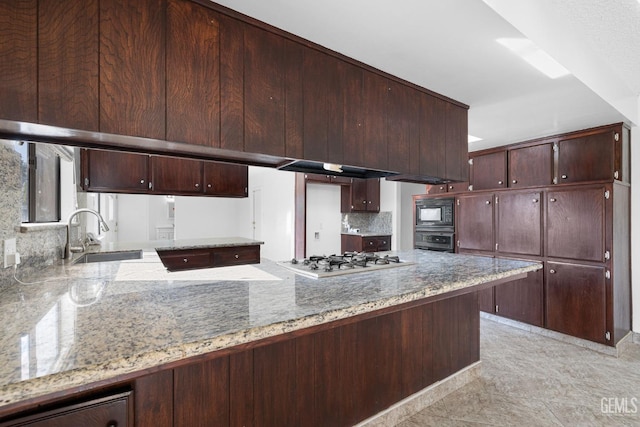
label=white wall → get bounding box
[631,126,639,333]
[174,196,249,239]
[117,194,150,242]
[380,179,399,249]
[399,182,428,251]
[306,183,341,255]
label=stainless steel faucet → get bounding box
[65,208,110,259]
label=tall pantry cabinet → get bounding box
[456,123,630,347]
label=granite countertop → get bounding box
[341,231,391,237]
[0,249,541,408]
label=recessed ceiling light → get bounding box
[497,38,570,79]
[468,135,483,143]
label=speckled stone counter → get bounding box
[0,249,540,409]
[341,232,391,237]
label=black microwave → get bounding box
[415,197,454,229]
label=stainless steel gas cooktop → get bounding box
[277,252,413,279]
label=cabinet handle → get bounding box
[235,254,239,259]
[561,174,568,179]
[498,180,503,185]
[512,179,517,184]
[549,269,556,274]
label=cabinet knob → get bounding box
[485,200,491,205]
[235,254,239,259]
[106,423,118,427]
[498,180,503,185]
[140,179,145,184]
[561,174,568,179]
[207,184,212,188]
[532,198,539,203]
[195,183,200,188]
[512,179,517,184]
[183,258,188,263]
[439,186,445,190]
[449,185,454,190]
[369,241,374,245]
[549,197,557,202]
[382,241,387,244]
[549,269,556,274]
[363,200,367,204]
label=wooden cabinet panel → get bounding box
[495,268,543,326]
[160,250,211,272]
[401,306,426,396]
[456,194,494,252]
[419,94,446,179]
[151,156,203,194]
[284,40,304,159]
[212,246,260,267]
[447,181,469,193]
[244,25,285,156]
[174,356,230,427]
[478,287,494,314]
[496,191,542,256]
[82,150,149,193]
[38,0,99,130]
[100,0,165,139]
[470,151,506,191]
[157,245,260,271]
[341,178,380,212]
[508,143,553,188]
[1,392,131,427]
[166,0,220,146]
[426,184,449,195]
[219,14,244,152]
[387,81,420,175]
[445,103,469,182]
[229,351,253,427]
[203,162,248,197]
[546,262,607,343]
[303,49,344,165]
[361,71,388,171]
[557,130,615,183]
[134,371,173,427]
[546,187,605,262]
[0,0,37,122]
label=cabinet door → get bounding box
[219,14,244,152]
[557,130,615,183]
[508,143,553,188]
[426,184,448,195]
[387,81,419,175]
[350,179,369,211]
[478,288,494,313]
[0,0,37,122]
[38,0,99,130]
[546,187,605,262]
[469,151,507,191]
[366,178,380,212]
[151,157,203,195]
[303,49,344,164]
[445,103,469,182]
[456,194,494,252]
[166,0,220,146]
[447,182,469,193]
[546,262,607,343]
[82,150,149,193]
[496,192,542,256]
[419,93,446,179]
[100,0,165,139]
[203,162,248,197]
[361,71,388,171]
[244,25,285,156]
[495,268,543,326]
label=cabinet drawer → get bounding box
[1,392,131,427]
[213,246,260,267]
[377,238,391,251]
[159,251,212,271]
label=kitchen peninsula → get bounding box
[0,249,540,426]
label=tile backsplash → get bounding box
[341,212,392,235]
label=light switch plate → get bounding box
[3,238,16,268]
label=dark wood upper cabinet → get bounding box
[82,150,149,193]
[508,142,553,188]
[419,94,446,179]
[151,156,203,194]
[244,25,286,157]
[304,48,345,165]
[0,0,37,122]
[38,0,99,130]
[456,193,494,252]
[556,128,616,183]
[341,178,380,212]
[546,187,605,262]
[445,103,469,182]
[219,14,244,152]
[496,191,542,257]
[469,151,507,191]
[387,81,420,176]
[284,40,304,159]
[99,0,165,139]
[361,71,388,171]
[204,161,248,197]
[546,261,607,344]
[166,0,220,146]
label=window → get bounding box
[17,142,61,223]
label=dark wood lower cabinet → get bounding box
[156,245,260,272]
[494,268,544,327]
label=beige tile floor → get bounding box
[398,319,640,426]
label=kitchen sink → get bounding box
[73,250,143,264]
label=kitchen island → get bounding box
[0,249,540,426]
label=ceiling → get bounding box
[212,0,640,151]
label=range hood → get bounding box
[278,160,399,179]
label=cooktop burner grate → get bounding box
[280,252,411,278]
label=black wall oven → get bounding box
[414,197,455,253]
